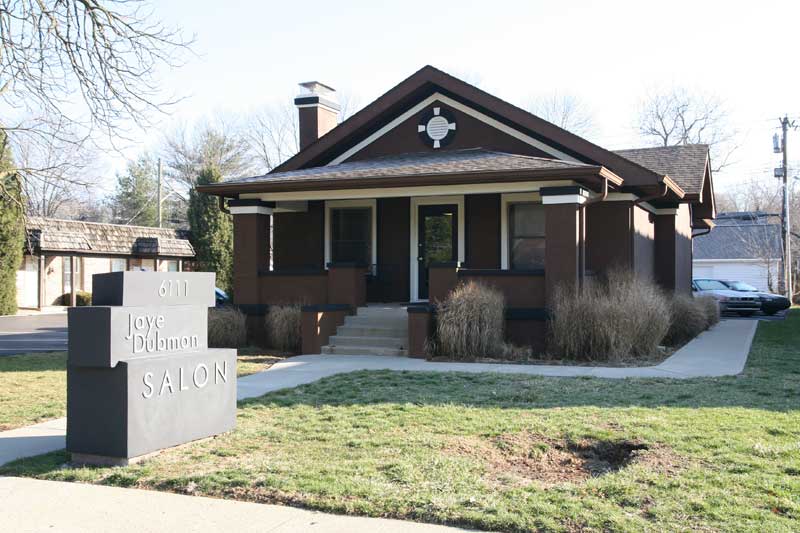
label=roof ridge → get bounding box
[27,216,187,234]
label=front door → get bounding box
[417,204,458,300]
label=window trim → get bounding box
[324,199,377,268]
[500,192,542,270]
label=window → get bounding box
[110,258,127,272]
[62,257,81,293]
[508,203,545,270]
[165,260,179,272]
[330,207,372,265]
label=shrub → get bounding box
[56,291,92,306]
[208,306,247,348]
[548,271,670,362]
[265,304,302,353]
[664,295,707,347]
[430,281,505,361]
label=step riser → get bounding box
[344,316,407,328]
[357,308,408,318]
[336,326,407,338]
[321,346,408,356]
[328,335,406,348]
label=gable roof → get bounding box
[201,149,620,194]
[614,145,709,197]
[693,213,781,260]
[26,217,195,258]
[270,65,682,197]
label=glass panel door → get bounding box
[417,204,457,300]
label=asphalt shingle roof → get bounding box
[223,148,594,186]
[693,222,781,260]
[614,145,709,196]
[26,217,195,258]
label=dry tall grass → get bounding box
[664,294,708,347]
[265,304,302,352]
[431,281,505,361]
[696,295,721,329]
[548,271,670,362]
[208,306,247,348]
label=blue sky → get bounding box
[103,0,800,196]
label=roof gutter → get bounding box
[583,175,609,205]
[634,181,669,206]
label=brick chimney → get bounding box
[294,81,340,150]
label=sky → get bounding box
[98,0,800,198]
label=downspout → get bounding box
[579,176,609,284]
[692,227,712,237]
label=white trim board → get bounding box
[229,206,273,215]
[327,92,581,165]
[239,180,577,203]
[324,199,378,270]
[409,195,465,302]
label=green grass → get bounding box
[0,350,280,431]
[3,314,800,531]
[0,352,66,430]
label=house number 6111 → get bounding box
[159,279,189,298]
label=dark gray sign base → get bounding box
[67,349,237,461]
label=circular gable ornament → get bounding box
[417,107,456,149]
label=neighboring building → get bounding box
[198,66,716,354]
[693,211,782,292]
[16,217,195,309]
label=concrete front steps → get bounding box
[321,305,408,356]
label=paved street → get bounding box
[0,314,67,355]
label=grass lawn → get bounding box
[3,314,799,531]
[0,350,283,431]
[0,352,66,431]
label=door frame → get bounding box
[409,195,465,302]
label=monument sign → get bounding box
[67,272,236,465]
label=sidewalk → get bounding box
[239,319,758,398]
[0,319,758,467]
[0,477,468,532]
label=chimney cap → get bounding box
[298,81,336,96]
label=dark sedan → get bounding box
[719,280,790,316]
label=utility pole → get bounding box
[778,116,794,302]
[157,157,163,228]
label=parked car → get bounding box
[215,288,230,307]
[692,279,762,316]
[717,280,790,316]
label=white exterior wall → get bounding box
[692,259,780,292]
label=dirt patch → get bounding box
[448,433,678,487]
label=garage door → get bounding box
[16,256,39,308]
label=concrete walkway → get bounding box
[239,319,758,399]
[0,477,467,532]
[0,319,757,468]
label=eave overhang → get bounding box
[197,165,624,198]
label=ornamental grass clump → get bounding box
[548,271,670,362]
[431,281,505,361]
[664,294,707,347]
[696,295,721,329]
[265,304,302,353]
[208,305,247,348]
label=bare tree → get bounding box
[16,121,100,218]
[529,92,595,137]
[637,88,737,172]
[0,0,191,205]
[244,103,299,173]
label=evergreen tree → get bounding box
[111,154,158,226]
[188,164,233,294]
[0,138,24,315]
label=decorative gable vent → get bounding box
[417,106,456,149]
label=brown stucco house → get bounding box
[198,66,715,356]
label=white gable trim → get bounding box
[327,92,581,165]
